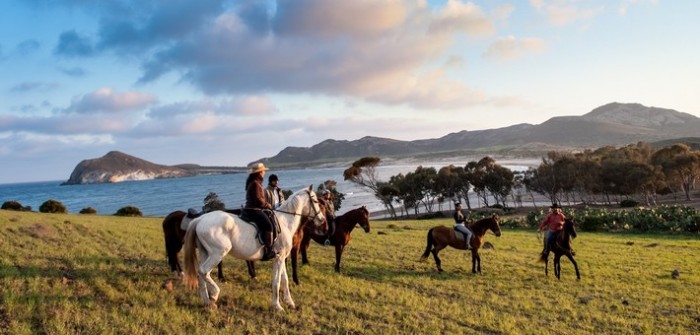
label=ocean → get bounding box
[0,163,532,218]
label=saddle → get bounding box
[453,227,473,249]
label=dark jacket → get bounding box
[245,174,270,209]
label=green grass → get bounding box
[1,209,699,334]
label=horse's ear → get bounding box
[307,184,313,192]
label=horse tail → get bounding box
[182,219,200,290]
[421,228,435,260]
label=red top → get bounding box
[539,212,566,232]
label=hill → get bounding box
[62,151,245,185]
[254,102,700,167]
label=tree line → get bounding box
[343,142,700,219]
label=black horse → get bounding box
[539,218,580,280]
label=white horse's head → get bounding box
[304,185,326,228]
[278,185,326,228]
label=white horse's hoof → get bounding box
[207,301,218,310]
[272,304,285,312]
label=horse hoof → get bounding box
[207,302,218,310]
[437,268,444,272]
[273,304,285,312]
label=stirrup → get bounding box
[261,248,277,261]
[324,239,331,246]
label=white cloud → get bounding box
[483,35,547,61]
[530,0,601,26]
[65,87,157,114]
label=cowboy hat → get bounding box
[248,162,269,174]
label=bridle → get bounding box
[273,190,324,223]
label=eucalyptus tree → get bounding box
[343,156,397,218]
[652,144,700,201]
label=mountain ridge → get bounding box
[254,102,700,167]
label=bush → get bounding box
[79,207,97,215]
[619,199,639,208]
[2,201,30,211]
[39,199,67,214]
[114,206,142,217]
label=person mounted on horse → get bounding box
[537,203,571,257]
[322,189,336,246]
[453,202,473,250]
[244,162,277,261]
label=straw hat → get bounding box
[248,162,269,174]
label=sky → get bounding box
[1,0,699,184]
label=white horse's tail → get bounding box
[182,219,200,290]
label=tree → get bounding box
[344,157,397,218]
[316,180,345,212]
[652,144,700,201]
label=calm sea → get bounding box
[0,163,531,218]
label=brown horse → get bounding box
[290,206,370,285]
[163,210,255,281]
[421,215,502,273]
[539,218,580,280]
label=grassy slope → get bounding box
[1,210,698,335]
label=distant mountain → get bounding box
[255,102,700,167]
[62,151,245,185]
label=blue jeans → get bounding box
[544,231,558,253]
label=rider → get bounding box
[453,202,473,249]
[244,162,277,261]
[264,174,285,209]
[322,190,336,246]
[537,203,566,256]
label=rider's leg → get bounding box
[324,216,335,246]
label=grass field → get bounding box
[1,209,699,334]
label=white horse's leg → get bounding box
[199,247,228,308]
[196,245,211,306]
[270,258,284,311]
[280,260,296,308]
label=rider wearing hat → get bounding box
[538,203,566,256]
[245,162,277,261]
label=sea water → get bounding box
[0,163,532,217]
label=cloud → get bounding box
[428,0,494,35]
[59,67,87,77]
[483,36,547,61]
[529,0,601,26]
[9,82,59,93]
[618,0,658,15]
[54,30,94,57]
[64,87,157,114]
[16,39,41,56]
[132,0,499,110]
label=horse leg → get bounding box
[554,254,562,280]
[198,245,228,309]
[431,245,446,272]
[279,259,296,309]
[334,244,345,273]
[301,238,311,265]
[270,258,285,312]
[246,260,256,279]
[565,253,581,280]
[471,251,481,274]
[217,262,225,282]
[291,245,301,285]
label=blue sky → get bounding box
[1,0,699,183]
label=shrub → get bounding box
[2,200,27,211]
[79,207,97,215]
[39,199,67,214]
[619,199,639,208]
[114,206,142,217]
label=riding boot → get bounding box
[465,232,472,250]
[261,231,277,261]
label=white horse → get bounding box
[183,185,326,311]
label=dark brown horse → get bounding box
[163,210,255,281]
[290,206,370,284]
[539,218,580,280]
[421,215,502,273]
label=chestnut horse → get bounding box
[539,218,580,280]
[162,210,228,280]
[290,205,370,285]
[421,215,502,273]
